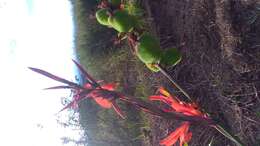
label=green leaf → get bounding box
[160,48,182,66]
[95,8,110,26]
[108,10,135,32]
[136,33,162,63]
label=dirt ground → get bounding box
[142,0,260,145]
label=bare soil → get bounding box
[142,0,260,145]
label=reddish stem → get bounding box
[127,33,138,54]
[97,88,215,126]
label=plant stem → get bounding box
[213,124,244,146]
[157,64,193,102]
[113,91,215,125]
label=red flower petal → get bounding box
[150,95,199,116]
[149,95,173,105]
[160,129,182,146]
[184,132,192,143]
[160,123,189,146]
[151,87,205,117]
[84,83,92,89]
[93,97,112,108]
[160,122,191,146]
[158,87,171,97]
[172,103,203,117]
[101,83,118,91]
[179,122,190,146]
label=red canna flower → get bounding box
[83,82,118,108]
[29,60,126,119]
[149,87,204,117]
[149,87,207,146]
[83,81,126,119]
[160,122,192,146]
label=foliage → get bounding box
[94,0,182,74]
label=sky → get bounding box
[0,0,83,146]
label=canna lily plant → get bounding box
[28,60,213,125]
[29,60,244,146]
